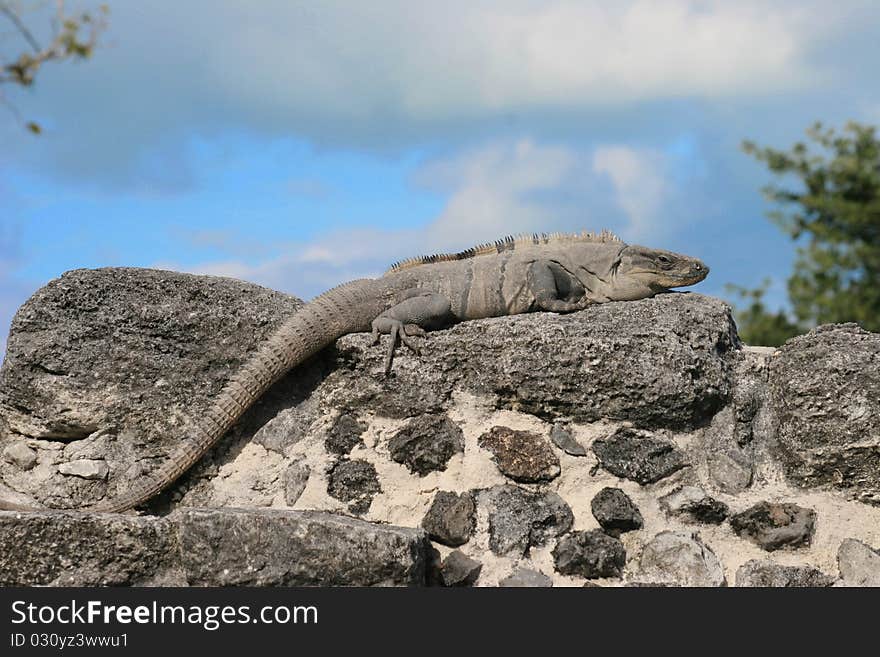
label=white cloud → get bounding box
[208,0,825,122]
[592,145,670,240]
[163,137,689,299]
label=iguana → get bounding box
[2,230,708,513]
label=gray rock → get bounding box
[632,531,725,587]
[58,459,109,480]
[0,508,426,587]
[499,568,553,587]
[388,414,463,476]
[3,442,37,470]
[439,550,482,587]
[174,508,427,586]
[478,426,561,483]
[0,267,304,509]
[282,460,310,506]
[735,560,833,587]
[550,423,586,456]
[552,529,626,579]
[703,406,754,494]
[253,406,314,454]
[659,486,729,524]
[730,502,816,551]
[769,324,880,504]
[837,538,880,586]
[590,487,643,536]
[421,491,476,547]
[592,427,688,485]
[479,485,574,557]
[0,510,182,586]
[325,293,736,429]
[327,459,380,515]
[325,413,366,456]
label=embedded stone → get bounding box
[421,491,476,547]
[478,426,560,483]
[590,487,643,536]
[552,529,626,579]
[388,414,463,476]
[592,427,688,484]
[730,502,816,552]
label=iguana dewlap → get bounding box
[3,231,708,513]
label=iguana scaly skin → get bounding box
[4,231,708,513]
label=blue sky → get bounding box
[2,1,880,357]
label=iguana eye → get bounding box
[657,255,671,264]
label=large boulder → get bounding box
[325,292,738,429]
[0,508,428,586]
[768,324,880,505]
[0,267,303,509]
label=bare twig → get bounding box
[0,3,43,53]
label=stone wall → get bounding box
[1,268,879,586]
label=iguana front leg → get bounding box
[528,260,597,312]
[371,291,453,375]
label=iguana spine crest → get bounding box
[386,229,621,273]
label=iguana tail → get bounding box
[2,279,384,514]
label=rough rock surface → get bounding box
[659,486,729,525]
[421,491,476,547]
[550,423,586,456]
[730,502,816,552]
[388,414,464,476]
[323,292,737,427]
[592,427,688,484]
[769,324,880,505]
[499,568,553,587]
[735,560,833,587]
[631,532,725,587]
[479,485,573,557]
[326,459,380,515]
[0,508,427,586]
[590,487,643,536]
[325,413,367,456]
[837,539,880,587]
[0,267,304,509]
[552,529,626,579]
[2,268,880,587]
[478,426,560,483]
[440,550,482,586]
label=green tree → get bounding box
[725,280,801,347]
[735,120,880,341]
[0,1,108,133]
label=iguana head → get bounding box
[612,245,709,298]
